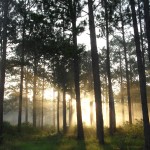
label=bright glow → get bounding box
[44,88,55,100]
[81,97,91,126]
[66,94,71,101]
[70,96,124,127]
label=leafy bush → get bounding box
[123,119,143,139]
[3,121,17,135]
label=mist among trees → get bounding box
[0,0,150,149]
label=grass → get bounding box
[0,121,144,150]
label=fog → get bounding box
[3,99,150,128]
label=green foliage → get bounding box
[122,119,144,139]
[0,123,144,150]
[3,121,17,135]
[111,120,144,149]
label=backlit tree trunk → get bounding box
[0,0,8,143]
[119,47,125,124]
[33,51,37,128]
[63,87,67,133]
[120,1,132,124]
[68,0,84,140]
[142,0,150,62]
[104,0,116,135]
[88,0,104,144]
[57,90,60,133]
[25,68,28,123]
[129,0,150,149]
[18,13,26,132]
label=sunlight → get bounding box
[81,97,92,126]
[44,88,57,100]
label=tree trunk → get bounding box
[53,89,55,128]
[18,13,26,132]
[41,62,45,129]
[57,90,60,133]
[138,0,145,63]
[0,0,8,143]
[88,0,104,144]
[120,1,132,124]
[119,47,125,124]
[68,0,84,140]
[69,89,73,127]
[105,73,109,126]
[69,97,72,127]
[129,0,150,149]
[63,87,67,133]
[33,53,37,128]
[104,0,116,135]
[25,68,28,123]
[90,100,93,126]
[143,0,150,62]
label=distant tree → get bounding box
[57,90,60,133]
[25,67,29,123]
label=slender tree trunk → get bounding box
[120,2,132,124]
[105,73,109,126]
[69,90,73,127]
[143,0,150,62]
[41,62,45,129]
[63,87,67,133]
[88,0,104,144]
[90,100,93,126]
[57,90,60,133]
[18,13,26,132]
[25,68,28,123]
[129,0,150,149]
[119,48,125,124]
[69,98,72,127]
[138,0,145,63]
[53,89,55,128]
[68,0,84,140]
[104,0,116,135]
[0,0,8,143]
[33,53,37,128]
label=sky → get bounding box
[77,25,106,51]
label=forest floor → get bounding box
[0,121,144,150]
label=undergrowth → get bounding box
[0,120,144,150]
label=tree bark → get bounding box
[104,0,116,135]
[63,87,67,133]
[138,0,145,63]
[88,0,104,144]
[120,1,132,124]
[142,0,150,62]
[57,90,60,133]
[119,47,125,124]
[25,68,28,123]
[0,0,8,143]
[53,89,55,128]
[129,0,150,149]
[18,13,26,132]
[69,95,72,127]
[41,60,45,129]
[68,0,84,140]
[33,52,37,128]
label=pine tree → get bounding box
[88,0,104,144]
